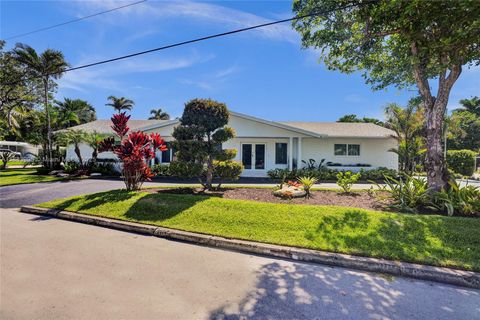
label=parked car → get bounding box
[0,148,22,160]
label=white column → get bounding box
[297,137,302,169]
[288,137,293,170]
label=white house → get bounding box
[65,111,398,177]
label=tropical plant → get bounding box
[384,100,425,174]
[213,160,243,188]
[297,176,318,197]
[373,175,431,213]
[99,112,167,190]
[171,98,237,190]
[336,171,360,193]
[0,151,15,170]
[458,96,480,117]
[105,96,134,113]
[84,131,105,166]
[337,114,384,126]
[431,181,480,216]
[55,98,96,127]
[148,108,170,120]
[448,97,480,151]
[301,158,325,170]
[293,0,480,191]
[56,129,86,165]
[13,43,69,168]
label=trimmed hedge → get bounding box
[447,150,477,176]
[267,167,398,182]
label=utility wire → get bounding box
[5,1,372,85]
[4,0,148,40]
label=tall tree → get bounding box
[105,96,134,113]
[148,108,170,120]
[56,129,86,165]
[55,98,96,127]
[448,96,480,151]
[13,44,69,168]
[384,101,425,173]
[293,0,480,190]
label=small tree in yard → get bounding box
[56,129,86,166]
[293,0,480,190]
[99,112,167,191]
[0,151,15,170]
[171,98,242,190]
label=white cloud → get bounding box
[73,0,299,44]
[59,51,214,92]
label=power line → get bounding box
[4,0,148,40]
[6,1,372,86]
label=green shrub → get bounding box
[151,164,171,177]
[169,161,204,179]
[267,167,397,182]
[336,171,360,193]
[63,160,81,174]
[431,181,480,216]
[373,175,430,213]
[447,150,477,176]
[213,160,243,186]
[89,162,118,176]
[297,176,318,197]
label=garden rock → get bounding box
[90,172,102,176]
[273,186,306,198]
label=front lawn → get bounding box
[38,189,480,271]
[0,168,68,186]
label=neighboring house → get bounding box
[64,111,398,177]
[0,141,41,159]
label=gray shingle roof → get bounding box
[279,122,396,138]
[58,119,170,134]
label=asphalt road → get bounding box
[1,208,479,320]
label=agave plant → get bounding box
[298,176,318,197]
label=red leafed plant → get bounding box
[287,180,302,188]
[99,112,167,190]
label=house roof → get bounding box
[56,119,172,134]
[280,122,396,138]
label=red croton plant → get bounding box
[99,112,167,190]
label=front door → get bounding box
[241,143,266,176]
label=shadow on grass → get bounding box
[209,261,480,319]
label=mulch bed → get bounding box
[148,187,389,211]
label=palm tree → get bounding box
[13,44,69,168]
[105,96,134,113]
[458,96,480,117]
[56,129,86,165]
[384,102,425,174]
[84,131,105,165]
[148,108,170,120]
[55,98,96,127]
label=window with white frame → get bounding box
[334,144,360,156]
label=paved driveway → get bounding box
[1,208,479,320]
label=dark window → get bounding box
[334,144,347,156]
[161,142,172,163]
[242,144,252,169]
[348,144,360,156]
[275,143,287,164]
[255,144,265,169]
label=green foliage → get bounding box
[63,160,80,174]
[431,181,480,216]
[169,161,204,179]
[148,108,170,120]
[336,171,360,193]
[267,167,398,182]
[0,151,15,170]
[337,114,384,126]
[89,162,117,176]
[373,175,431,213]
[151,164,171,177]
[55,98,96,127]
[172,98,235,189]
[448,97,480,151]
[213,160,243,185]
[105,96,134,113]
[297,176,318,196]
[447,150,477,176]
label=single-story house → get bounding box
[64,111,398,177]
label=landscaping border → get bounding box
[20,205,480,289]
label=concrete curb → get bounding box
[20,205,480,289]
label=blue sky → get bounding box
[2,0,479,121]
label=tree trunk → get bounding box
[205,156,213,190]
[74,143,83,166]
[43,77,53,169]
[424,98,449,191]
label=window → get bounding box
[275,143,287,164]
[161,142,172,163]
[334,144,360,156]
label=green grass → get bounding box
[0,168,68,186]
[4,160,27,166]
[38,190,480,271]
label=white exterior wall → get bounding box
[301,137,398,170]
[65,115,398,177]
